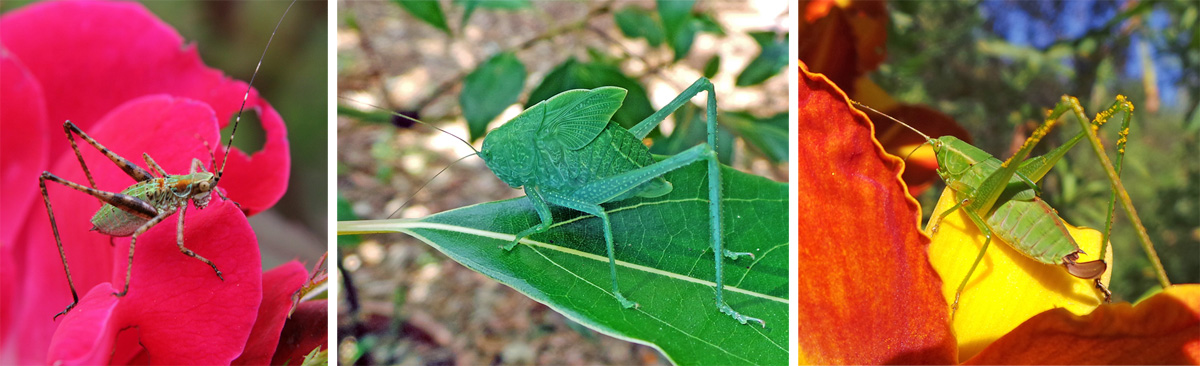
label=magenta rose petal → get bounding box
[0,49,49,354]
[270,300,329,365]
[44,284,121,365]
[233,261,308,365]
[0,51,47,244]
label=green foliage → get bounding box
[703,54,721,79]
[460,52,526,141]
[615,7,665,47]
[340,160,788,365]
[736,31,788,86]
[392,0,450,35]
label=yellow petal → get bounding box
[926,187,1113,362]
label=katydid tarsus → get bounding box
[349,76,766,327]
[39,1,297,320]
[853,96,1135,315]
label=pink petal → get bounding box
[233,261,308,365]
[271,300,329,365]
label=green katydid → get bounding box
[39,1,297,320]
[853,95,1135,314]
[349,76,766,327]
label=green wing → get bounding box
[541,86,627,150]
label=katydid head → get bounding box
[478,107,542,189]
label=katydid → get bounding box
[358,76,765,327]
[853,96,1134,314]
[39,1,297,320]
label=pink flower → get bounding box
[1,1,320,364]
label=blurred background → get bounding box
[0,0,329,269]
[801,0,1197,304]
[336,1,787,364]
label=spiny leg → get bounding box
[1060,94,1132,298]
[142,153,167,177]
[606,77,762,326]
[504,186,555,251]
[61,121,154,187]
[951,208,997,321]
[39,175,80,320]
[115,208,176,297]
[540,191,636,308]
[173,203,224,281]
[39,172,160,313]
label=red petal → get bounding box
[270,300,329,365]
[798,0,889,95]
[0,0,289,214]
[795,62,957,364]
[0,50,49,358]
[966,284,1200,364]
[233,262,309,365]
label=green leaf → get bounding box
[735,31,787,86]
[461,52,527,141]
[614,6,665,47]
[657,0,694,41]
[392,0,450,35]
[658,0,698,61]
[337,194,362,248]
[722,111,788,163]
[702,54,721,78]
[454,0,530,27]
[340,160,788,365]
[527,58,653,131]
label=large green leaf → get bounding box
[340,160,788,365]
[460,52,526,141]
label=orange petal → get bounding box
[965,284,1200,364]
[926,187,1113,362]
[796,62,956,364]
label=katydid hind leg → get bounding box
[62,121,155,187]
[40,176,80,320]
[623,76,762,326]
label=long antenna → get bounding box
[338,96,481,155]
[386,153,479,219]
[850,100,934,162]
[216,0,297,185]
[850,100,932,141]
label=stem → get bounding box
[1068,96,1171,288]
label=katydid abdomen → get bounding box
[987,197,1082,265]
[546,124,672,200]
